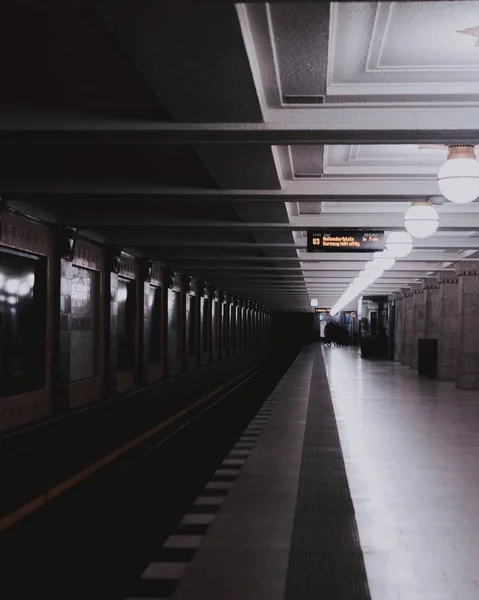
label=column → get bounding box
[423,276,440,340]
[387,295,395,360]
[393,291,404,362]
[57,258,73,410]
[230,296,237,356]
[107,271,119,395]
[410,282,426,369]
[455,261,479,389]
[437,270,459,381]
[401,287,414,366]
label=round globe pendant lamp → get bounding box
[356,271,374,282]
[438,145,479,204]
[404,200,439,239]
[373,250,395,270]
[386,231,413,258]
[364,262,384,278]
[353,279,370,293]
[356,271,377,286]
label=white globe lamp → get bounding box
[386,231,413,258]
[373,250,395,270]
[355,280,370,293]
[364,262,384,278]
[438,145,479,204]
[404,201,439,239]
[357,271,376,285]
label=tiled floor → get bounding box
[151,345,479,600]
[323,346,479,600]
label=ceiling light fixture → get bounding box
[373,250,395,270]
[364,261,384,277]
[330,265,384,317]
[404,200,439,239]
[385,231,413,258]
[438,144,479,204]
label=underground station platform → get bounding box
[121,347,479,600]
[3,2,479,599]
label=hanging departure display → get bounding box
[307,229,384,253]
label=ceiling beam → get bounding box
[1,180,441,196]
[1,107,479,143]
[4,190,431,201]
[121,237,479,250]
[65,215,479,230]
[164,252,462,263]
[188,268,433,278]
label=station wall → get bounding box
[0,208,273,432]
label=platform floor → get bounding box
[326,347,479,600]
[131,346,479,600]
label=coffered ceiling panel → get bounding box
[329,1,479,96]
[282,144,450,181]
[289,145,324,179]
[323,144,447,176]
[267,2,329,102]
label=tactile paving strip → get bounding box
[284,346,371,600]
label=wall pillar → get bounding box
[401,287,414,366]
[57,258,73,411]
[230,296,237,356]
[200,282,212,367]
[185,276,199,372]
[107,271,119,397]
[393,291,404,362]
[221,292,230,360]
[212,288,221,362]
[237,298,245,355]
[437,270,459,381]
[422,276,440,340]
[140,261,151,386]
[455,261,479,389]
[387,295,395,360]
[410,282,426,369]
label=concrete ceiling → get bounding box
[2,1,479,311]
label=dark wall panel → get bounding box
[117,277,136,373]
[0,250,46,397]
[70,265,97,382]
[0,211,54,431]
[0,209,273,433]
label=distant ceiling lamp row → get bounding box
[330,207,439,314]
[438,144,479,204]
[330,249,395,316]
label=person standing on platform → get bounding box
[324,321,332,347]
[332,322,340,346]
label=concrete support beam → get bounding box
[422,277,440,340]
[2,110,479,144]
[401,288,414,367]
[410,282,426,370]
[437,271,459,381]
[393,291,404,363]
[455,261,479,390]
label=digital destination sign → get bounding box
[314,308,329,314]
[307,229,384,253]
